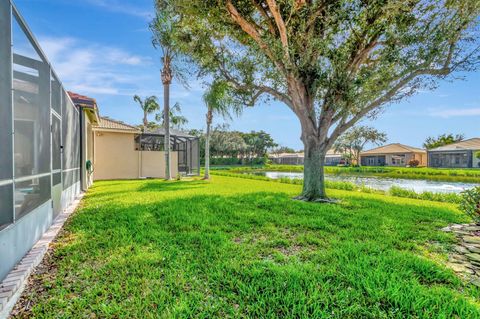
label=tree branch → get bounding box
[266,0,290,60]
[226,0,286,74]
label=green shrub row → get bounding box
[211,171,462,204]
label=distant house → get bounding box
[428,138,480,168]
[269,152,304,165]
[269,149,346,166]
[93,117,200,180]
[360,143,427,167]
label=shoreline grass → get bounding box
[211,170,463,204]
[220,164,480,183]
[12,176,480,318]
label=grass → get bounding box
[14,176,480,318]
[228,164,480,183]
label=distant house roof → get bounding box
[269,152,304,159]
[144,127,197,139]
[269,149,342,158]
[94,117,141,133]
[361,143,426,155]
[429,138,480,152]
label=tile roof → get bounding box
[429,138,480,152]
[144,127,197,139]
[68,91,97,109]
[361,143,426,155]
[95,117,141,132]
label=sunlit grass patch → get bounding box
[13,175,480,318]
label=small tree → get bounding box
[133,95,159,129]
[423,133,465,150]
[203,80,242,179]
[334,126,387,166]
[156,0,480,201]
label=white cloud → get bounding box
[430,107,480,118]
[38,36,153,97]
[85,0,152,20]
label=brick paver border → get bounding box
[0,194,84,319]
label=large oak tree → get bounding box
[154,0,480,201]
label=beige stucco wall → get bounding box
[94,131,140,180]
[140,151,178,178]
[93,130,178,180]
[361,152,427,167]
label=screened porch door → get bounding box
[51,112,62,217]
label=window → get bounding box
[51,73,61,115]
[52,115,62,171]
[62,91,80,189]
[15,175,51,220]
[0,0,13,229]
[0,184,13,230]
[11,12,51,220]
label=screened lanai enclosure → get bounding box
[0,0,83,281]
[136,128,201,176]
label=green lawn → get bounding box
[14,176,480,318]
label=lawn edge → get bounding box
[0,194,84,319]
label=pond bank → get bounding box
[255,171,478,194]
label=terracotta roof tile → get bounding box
[95,117,140,132]
[68,91,97,109]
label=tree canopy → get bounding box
[155,0,480,200]
[423,133,465,150]
[334,125,387,165]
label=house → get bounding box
[360,143,427,167]
[428,138,480,168]
[269,149,346,166]
[93,118,200,180]
[269,152,304,165]
[68,92,100,191]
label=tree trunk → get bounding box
[300,138,328,201]
[204,107,212,180]
[164,82,171,180]
[143,111,148,128]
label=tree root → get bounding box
[293,195,340,204]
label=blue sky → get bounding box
[14,0,480,150]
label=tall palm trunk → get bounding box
[161,55,173,180]
[204,106,213,179]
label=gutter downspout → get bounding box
[79,106,85,192]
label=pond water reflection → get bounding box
[253,171,478,194]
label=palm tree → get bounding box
[133,95,159,129]
[150,4,189,180]
[203,80,242,180]
[155,102,189,129]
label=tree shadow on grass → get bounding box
[85,179,207,201]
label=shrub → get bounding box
[408,159,420,167]
[460,186,480,224]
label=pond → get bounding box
[253,171,478,194]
